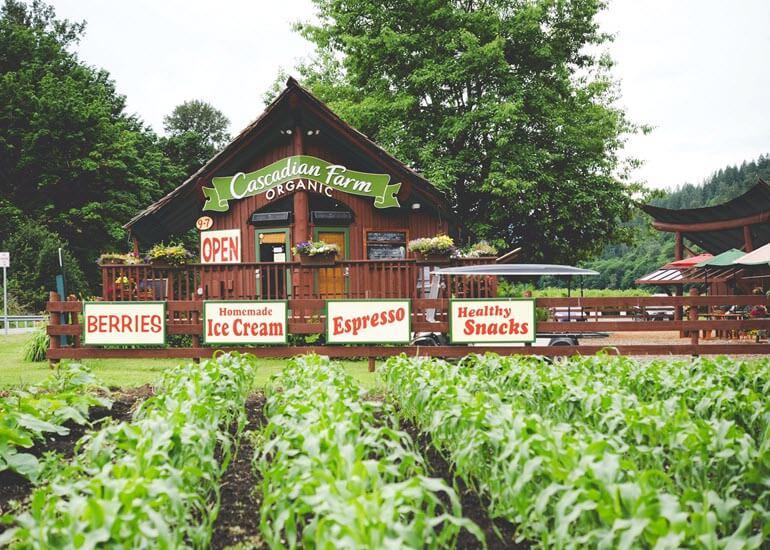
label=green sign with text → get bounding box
[202,155,401,212]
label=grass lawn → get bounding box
[0,333,379,390]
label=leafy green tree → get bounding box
[293,0,645,263]
[162,100,230,175]
[163,100,230,148]
[0,0,178,295]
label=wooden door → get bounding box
[317,230,346,297]
[256,229,290,299]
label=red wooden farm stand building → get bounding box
[103,78,494,303]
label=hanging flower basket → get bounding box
[144,243,192,267]
[293,241,340,266]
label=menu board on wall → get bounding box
[367,243,406,260]
[367,231,406,242]
[366,231,406,260]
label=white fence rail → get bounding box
[1,314,46,332]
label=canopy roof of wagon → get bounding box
[639,179,770,254]
[125,77,452,245]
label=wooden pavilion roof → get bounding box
[639,179,770,254]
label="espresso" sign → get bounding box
[326,300,411,344]
[203,301,287,344]
[83,302,166,345]
[449,299,535,343]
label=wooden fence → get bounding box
[46,293,770,366]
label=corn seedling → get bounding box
[0,363,111,481]
[1,352,257,549]
[255,354,481,549]
[382,354,770,548]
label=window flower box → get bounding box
[292,241,339,266]
[408,235,456,264]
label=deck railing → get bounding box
[100,258,497,301]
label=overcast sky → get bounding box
[49,0,770,191]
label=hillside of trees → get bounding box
[582,154,770,289]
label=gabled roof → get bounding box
[639,180,770,254]
[126,78,451,244]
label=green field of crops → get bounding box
[1,352,769,548]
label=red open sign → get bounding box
[200,229,241,264]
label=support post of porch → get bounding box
[292,125,309,246]
[743,225,754,252]
[689,287,700,352]
[674,232,683,261]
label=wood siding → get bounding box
[207,132,449,263]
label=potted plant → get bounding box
[114,275,135,300]
[292,241,340,266]
[145,243,192,267]
[461,241,498,258]
[408,235,456,263]
[98,252,141,266]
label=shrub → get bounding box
[0,221,87,311]
[22,323,49,362]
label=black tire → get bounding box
[410,334,440,346]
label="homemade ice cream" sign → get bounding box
[449,299,535,343]
[203,301,287,344]
[326,300,411,344]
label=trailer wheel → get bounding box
[547,337,577,364]
[548,337,578,346]
[410,334,442,346]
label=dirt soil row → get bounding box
[210,394,523,550]
[0,385,152,519]
[211,393,267,549]
[401,423,527,550]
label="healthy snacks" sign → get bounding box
[203,301,287,344]
[83,302,166,345]
[326,300,410,344]
[449,299,535,343]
